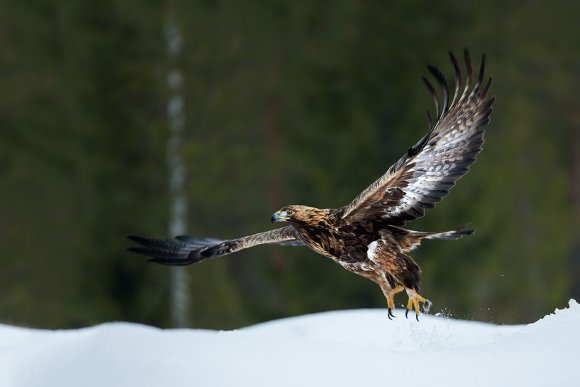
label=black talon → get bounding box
[416,313,420,322]
[387,308,396,320]
[405,309,409,319]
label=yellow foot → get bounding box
[405,290,432,321]
[385,285,404,320]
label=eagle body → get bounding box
[273,205,470,294]
[129,50,494,320]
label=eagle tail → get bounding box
[423,226,474,241]
[127,235,226,266]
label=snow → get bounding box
[1,300,579,387]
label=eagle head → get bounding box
[271,205,328,225]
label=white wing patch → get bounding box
[367,240,379,263]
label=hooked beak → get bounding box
[271,210,289,223]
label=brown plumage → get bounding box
[128,50,494,320]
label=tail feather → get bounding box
[127,235,225,266]
[424,227,474,241]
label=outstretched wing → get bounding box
[128,226,303,266]
[341,50,495,225]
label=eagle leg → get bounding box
[404,289,432,321]
[386,285,405,319]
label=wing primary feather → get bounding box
[127,235,226,265]
[426,110,433,128]
[477,54,486,88]
[448,51,462,106]
[128,247,188,261]
[147,257,197,266]
[422,76,439,118]
[469,54,486,100]
[127,227,302,266]
[460,49,473,103]
[482,77,493,97]
[127,235,185,251]
[407,118,438,160]
[337,50,495,225]
[427,64,449,116]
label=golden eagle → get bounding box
[128,50,494,320]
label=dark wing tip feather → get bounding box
[478,54,486,87]
[147,257,198,266]
[463,229,475,236]
[455,224,476,237]
[427,64,449,116]
[464,49,473,87]
[127,235,221,266]
[342,50,494,224]
[448,50,458,68]
[422,76,439,118]
[127,243,196,265]
[127,235,158,246]
[448,51,462,105]
[426,110,433,128]
[482,77,493,97]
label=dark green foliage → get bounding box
[0,0,577,328]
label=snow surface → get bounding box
[1,300,580,387]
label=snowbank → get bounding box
[1,300,579,387]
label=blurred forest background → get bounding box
[0,0,578,329]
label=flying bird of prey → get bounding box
[128,50,494,320]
